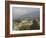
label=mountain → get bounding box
[21,10,40,19]
[14,10,40,20]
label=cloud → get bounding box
[12,7,40,20]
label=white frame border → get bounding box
[10,4,43,34]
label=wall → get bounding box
[0,0,46,38]
[0,0,5,38]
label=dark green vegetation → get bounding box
[13,17,40,31]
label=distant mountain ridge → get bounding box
[13,10,40,20]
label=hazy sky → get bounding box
[12,7,40,20]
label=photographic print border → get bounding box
[5,1,45,37]
[10,4,42,34]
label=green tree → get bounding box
[30,19,40,30]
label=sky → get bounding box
[12,7,40,20]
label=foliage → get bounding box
[13,17,40,30]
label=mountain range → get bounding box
[13,10,40,20]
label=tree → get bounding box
[30,19,40,30]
